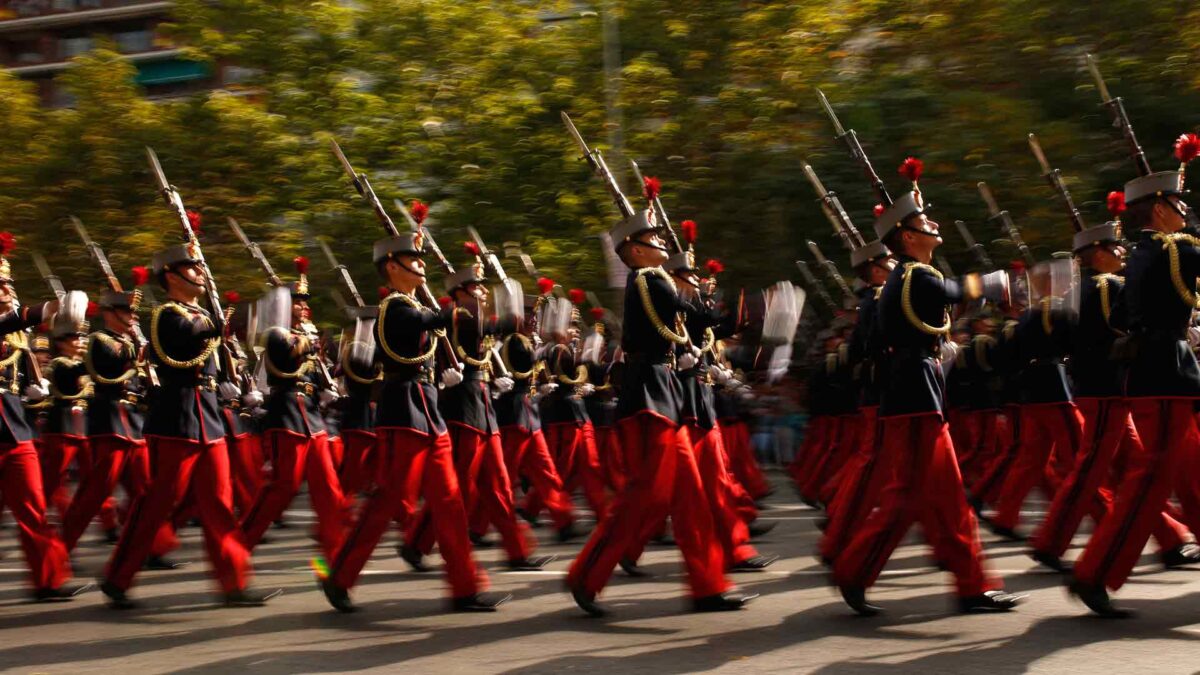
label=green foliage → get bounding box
[2,0,1200,326]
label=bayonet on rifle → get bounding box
[953,220,994,271]
[1085,53,1152,176]
[227,218,284,288]
[803,163,865,250]
[1027,133,1087,233]
[805,240,855,302]
[32,253,65,300]
[561,112,635,219]
[467,226,508,282]
[318,239,365,308]
[71,216,122,292]
[978,181,1035,266]
[628,159,682,254]
[816,89,892,207]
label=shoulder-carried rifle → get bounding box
[795,260,837,312]
[978,181,1035,266]
[318,239,365,310]
[31,253,65,300]
[817,89,893,207]
[953,220,994,271]
[1086,54,1152,177]
[561,112,635,220]
[227,218,284,288]
[803,163,866,250]
[805,240,855,302]
[1027,133,1087,233]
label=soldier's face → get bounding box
[168,263,206,300]
[104,307,137,335]
[0,281,13,306]
[629,233,670,267]
[292,299,310,326]
[386,255,426,291]
[466,282,488,302]
[57,335,82,356]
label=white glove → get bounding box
[493,376,514,394]
[218,381,242,402]
[578,383,595,397]
[938,341,959,368]
[711,366,733,384]
[242,390,264,409]
[538,382,559,397]
[23,379,48,402]
[678,353,698,371]
[441,367,464,389]
[319,389,339,407]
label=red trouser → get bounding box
[820,407,891,563]
[1075,399,1200,590]
[833,414,998,597]
[40,434,116,530]
[338,429,378,500]
[499,425,573,530]
[412,425,532,562]
[228,432,263,516]
[595,423,626,493]
[806,416,859,504]
[690,425,757,566]
[527,422,609,523]
[567,414,729,598]
[330,429,483,597]
[971,407,1022,505]
[241,430,349,561]
[104,436,250,593]
[61,436,177,556]
[988,403,1083,530]
[1,441,72,590]
[956,410,1000,491]
[721,419,771,500]
[1031,398,1189,558]
[789,415,832,492]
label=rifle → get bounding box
[227,218,284,287]
[503,241,540,278]
[328,139,460,369]
[561,112,635,219]
[795,260,837,312]
[817,89,892,207]
[935,255,956,278]
[71,216,159,388]
[145,146,235,384]
[1027,133,1087,232]
[31,253,65,300]
[803,163,866,250]
[318,238,366,309]
[1086,54,1152,176]
[805,240,855,302]
[978,181,1035,266]
[953,220,994,271]
[467,226,508,282]
[628,159,683,254]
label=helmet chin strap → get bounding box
[634,239,672,254]
[900,224,940,239]
[168,269,206,290]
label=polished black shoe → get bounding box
[568,584,608,617]
[507,554,557,571]
[398,544,431,573]
[1161,542,1200,569]
[556,522,581,544]
[517,508,542,528]
[103,528,120,545]
[966,494,985,515]
[840,585,881,616]
[321,579,357,613]
[469,532,495,548]
[693,591,758,612]
[987,523,1025,542]
[452,591,511,612]
[730,554,779,572]
[1069,579,1132,618]
[1030,549,1072,573]
[959,590,1025,613]
[223,587,282,607]
[747,520,776,538]
[33,582,93,603]
[619,558,652,577]
[100,580,138,610]
[145,555,188,571]
[815,516,830,533]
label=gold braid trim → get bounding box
[636,267,689,345]
[451,308,491,370]
[341,341,381,385]
[377,293,440,366]
[49,357,92,401]
[0,333,24,372]
[1040,297,1054,336]
[972,334,996,372]
[85,332,135,385]
[262,327,314,379]
[1093,273,1122,329]
[900,263,951,336]
[151,303,219,370]
[1152,232,1200,309]
[501,334,540,380]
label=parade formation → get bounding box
[4,52,1200,625]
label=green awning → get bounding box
[135,59,211,86]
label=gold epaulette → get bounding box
[900,262,951,336]
[377,292,440,365]
[1152,232,1200,309]
[151,302,219,370]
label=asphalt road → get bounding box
[2,473,1199,674]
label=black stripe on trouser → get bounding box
[830,416,884,554]
[1092,399,1170,585]
[854,418,921,587]
[973,410,1021,499]
[1039,400,1109,552]
[238,433,277,533]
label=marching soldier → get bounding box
[320,231,506,613]
[39,309,93,523]
[335,306,381,502]
[218,291,265,518]
[582,307,626,494]
[99,242,275,609]
[831,166,1021,614]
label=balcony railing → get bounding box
[0,1,172,32]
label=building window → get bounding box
[60,36,95,59]
[114,29,154,53]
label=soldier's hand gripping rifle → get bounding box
[817,89,893,208]
[795,260,837,313]
[317,239,365,312]
[953,220,995,271]
[978,181,1036,267]
[329,139,460,370]
[1087,53,1152,177]
[803,163,866,250]
[71,216,159,387]
[145,146,235,384]
[805,240,855,303]
[628,159,684,254]
[1028,133,1088,233]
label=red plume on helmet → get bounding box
[86,301,99,318]
[410,200,429,225]
[680,220,697,247]
[437,296,454,308]
[589,307,606,321]
[463,242,481,257]
[293,256,309,274]
[0,232,16,255]
[1175,133,1200,167]
[224,290,241,305]
[131,266,151,287]
[643,176,661,202]
[569,288,586,305]
[873,204,885,217]
[186,210,202,233]
[899,157,924,183]
[378,286,391,300]
[1010,260,1027,274]
[1107,191,1127,217]
[705,259,725,275]
[537,277,555,295]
